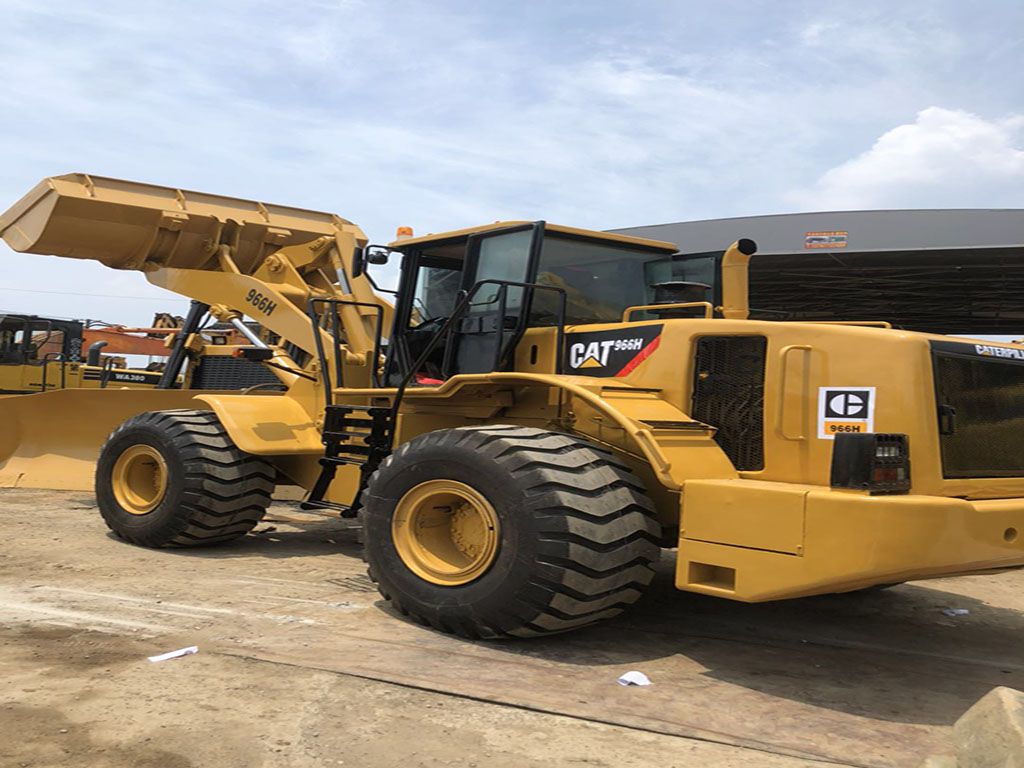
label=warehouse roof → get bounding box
[613,209,1024,335]
[612,209,1023,255]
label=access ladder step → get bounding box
[299,498,353,514]
[303,404,395,518]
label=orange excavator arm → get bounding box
[81,327,174,357]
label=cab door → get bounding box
[445,222,543,376]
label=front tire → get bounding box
[361,426,662,638]
[95,409,275,547]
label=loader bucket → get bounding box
[0,173,366,273]
[0,389,209,491]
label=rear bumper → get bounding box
[676,480,1024,600]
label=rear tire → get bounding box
[95,409,275,547]
[361,425,662,639]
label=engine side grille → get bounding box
[190,356,282,391]
[691,335,767,471]
[933,344,1024,478]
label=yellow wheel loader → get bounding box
[0,309,282,395]
[2,173,1023,638]
[0,312,168,393]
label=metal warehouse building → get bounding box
[615,210,1024,335]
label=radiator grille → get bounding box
[190,356,282,390]
[934,348,1024,478]
[691,336,767,471]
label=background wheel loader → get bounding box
[0,311,172,393]
[2,173,1024,639]
[0,309,281,394]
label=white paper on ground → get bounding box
[148,646,199,663]
[617,670,651,686]
[942,608,970,617]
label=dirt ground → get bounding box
[2,489,1023,768]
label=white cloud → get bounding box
[791,107,1024,210]
[797,12,963,68]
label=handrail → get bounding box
[774,344,811,441]
[622,302,714,322]
[306,298,385,409]
[99,357,117,389]
[800,320,893,329]
[38,352,65,391]
[391,279,567,433]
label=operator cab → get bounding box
[374,221,679,384]
[0,314,83,366]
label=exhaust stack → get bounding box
[719,238,758,320]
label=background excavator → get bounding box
[1,172,1023,640]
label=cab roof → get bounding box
[388,220,679,253]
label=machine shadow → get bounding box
[486,558,1024,727]
[104,514,362,561]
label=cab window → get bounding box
[0,318,27,363]
[532,236,672,326]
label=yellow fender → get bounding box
[375,372,739,491]
[193,393,321,455]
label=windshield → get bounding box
[531,235,674,325]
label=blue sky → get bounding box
[0,0,1021,326]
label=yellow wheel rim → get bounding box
[111,444,168,515]
[392,479,500,586]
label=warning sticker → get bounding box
[805,231,848,249]
[817,386,875,439]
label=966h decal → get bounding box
[565,325,662,378]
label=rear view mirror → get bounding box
[366,245,391,265]
[353,244,393,278]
